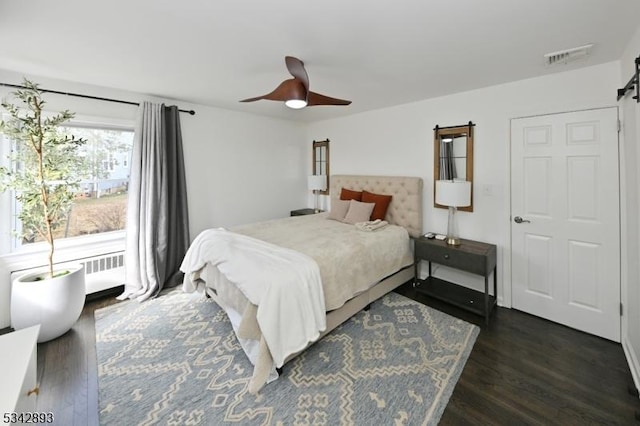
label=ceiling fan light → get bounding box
[285,99,307,109]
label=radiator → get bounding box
[10,252,126,295]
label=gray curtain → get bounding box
[119,102,190,302]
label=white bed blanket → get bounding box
[180,228,326,367]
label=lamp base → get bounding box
[446,206,461,246]
[446,236,461,246]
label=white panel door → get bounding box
[511,108,620,341]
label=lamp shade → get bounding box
[436,180,471,207]
[308,175,327,191]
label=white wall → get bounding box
[620,25,640,390]
[307,61,621,305]
[180,104,307,235]
[0,68,308,328]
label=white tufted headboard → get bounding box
[330,175,423,238]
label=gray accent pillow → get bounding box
[342,200,375,224]
[328,199,351,221]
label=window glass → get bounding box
[14,126,134,246]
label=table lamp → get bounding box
[308,175,327,213]
[435,180,471,245]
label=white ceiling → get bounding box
[1,0,639,122]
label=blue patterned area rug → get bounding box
[96,289,479,425]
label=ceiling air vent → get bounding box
[544,44,594,66]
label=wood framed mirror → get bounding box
[312,139,330,195]
[433,122,474,212]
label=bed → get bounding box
[180,175,423,393]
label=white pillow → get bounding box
[328,199,351,221]
[342,200,375,224]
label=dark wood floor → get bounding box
[35,295,116,426]
[35,283,640,425]
[397,283,640,425]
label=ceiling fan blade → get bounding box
[285,56,309,94]
[240,79,307,103]
[240,95,269,103]
[307,91,352,106]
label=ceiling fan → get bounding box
[240,56,352,109]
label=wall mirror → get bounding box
[433,122,474,212]
[312,139,330,195]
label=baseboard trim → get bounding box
[622,336,640,398]
[85,285,124,303]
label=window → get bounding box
[312,139,330,195]
[10,125,134,250]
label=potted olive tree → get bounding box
[0,80,87,342]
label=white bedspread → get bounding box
[180,228,326,367]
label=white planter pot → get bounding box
[11,264,86,343]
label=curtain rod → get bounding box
[433,121,475,131]
[616,56,639,103]
[0,82,196,115]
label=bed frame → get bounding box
[200,175,424,390]
[283,174,424,362]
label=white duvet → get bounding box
[180,228,326,367]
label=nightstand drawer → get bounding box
[414,237,496,276]
[416,243,468,269]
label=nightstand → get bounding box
[413,236,497,325]
[290,208,323,216]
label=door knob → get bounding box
[514,216,531,224]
